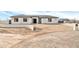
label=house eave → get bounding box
[10,15,59,18]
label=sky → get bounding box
[0,0,79,11]
[0,0,79,19]
[24,11,79,19]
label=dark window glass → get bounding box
[48,18,52,22]
[23,18,27,22]
[14,18,18,22]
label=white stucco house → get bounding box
[9,15,59,25]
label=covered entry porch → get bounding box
[32,17,41,24]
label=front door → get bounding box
[33,19,37,24]
[9,20,11,24]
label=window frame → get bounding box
[14,18,18,22]
[23,18,27,22]
[48,18,52,22]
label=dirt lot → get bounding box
[13,31,79,48]
[0,23,79,48]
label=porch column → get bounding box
[37,18,39,24]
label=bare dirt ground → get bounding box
[13,31,79,48]
[0,23,79,48]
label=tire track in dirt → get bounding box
[10,30,69,48]
[10,24,72,48]
[10,32,52,47]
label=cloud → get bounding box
[0,0,79,11]
[0,11,79,20]
[22,11,79,19]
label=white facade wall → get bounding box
[51,18,58,23]
[11,17,59,25]
[41,18,48,23]
[11,18,32,25]
[41,18,58,24]
[21,18,32,24]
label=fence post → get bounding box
[73,23,78,31]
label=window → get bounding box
[14,18,18,22]
[23,18,27,22]
[48,18,52,22]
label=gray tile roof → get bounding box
[10,14,58,18]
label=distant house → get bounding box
[9,15,59,24]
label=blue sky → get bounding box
[0,0,79,20]
[23,11,79,19]
[0,11,79,20]
[0,0,79,11]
